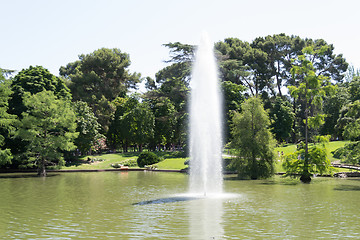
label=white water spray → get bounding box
[189,32,223,195]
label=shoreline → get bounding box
[1,168,359,177]
[0,168,187,174]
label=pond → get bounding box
[0,171,359,239]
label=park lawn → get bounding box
[62,151,187,170]
[274,160,285,173]
[325,140,350,162]
[274,144,297,156]
[332,167,359,173]
[155,157,188,170]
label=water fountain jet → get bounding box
[189,32,223,196]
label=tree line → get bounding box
[0,33,359,179]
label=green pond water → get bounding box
[0,171,359,239]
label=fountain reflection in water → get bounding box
[189,197,224,239]
[189,31,223,196]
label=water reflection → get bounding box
[133,196,199,205]
[0,173,59,179]
[333,184,360,191]
[189,196,224,239]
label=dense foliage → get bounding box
[5,66,73,168]
[333,100,360,164]
[269,97,294,143]
[73,101,103,155]
[136,152,161,168]
[282,136,332,179]
[9,66,71,117]
[0,69,15,166]
[15,91,78,176]
[231,97,275,179]
[107,95,155,152]
[60,48,141,132]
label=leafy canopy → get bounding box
[231,97,275,179]
[0,69,15,166]
[15,91,78,176]
[282,136,332,177]
[73,101,102,155]
[60,48,141,132]
[9,66,71,117]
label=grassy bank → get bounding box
[62,140,353,172]
[274,140,349,162]
[64,152,140,170]
[63,151,187,171]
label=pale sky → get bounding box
[1,0,360,84]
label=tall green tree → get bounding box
[151,42,194,147]
[125,101,155,152]
[0,69,15,166]
[251,34,305,96]
[147,97,177,149]
[252,35,347,143]
[342,100,360,141]
[252,34,347,97]
[60,48,141,131]
[333,100,360,164]
[305,39,348,82]
[321,84,349,139]
[107,96,137,152]
[155,42,194,86]
[231,97,275,179]
[335,76,360,136]
[215,38,270,96]
[269,96,294,143]
[9,66,71,117]
[15,91,78,176]
[107,95,154,152]
[221,81,246,142]
[73,101,102,155]
[348,76,360,102]
[286,45,336,182]
[6,66,71,164]
[144,76,189,150]
[146,42,197,150]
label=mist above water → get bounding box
[189,32,223,195]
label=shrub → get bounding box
[137,152,160,168]
[123,159,137,167]
[333,141,360,164]
[111,163,122,168]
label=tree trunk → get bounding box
[276,61,283,97]
[291,97,297,143]
[37,158,47,177]
[277,81,283,97]
[123,143,128,152]
[250,107,257,179]
[300,173,311,183]
[250,155,257,180]
[301,88,311,184]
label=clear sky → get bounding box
[1,0,360,82]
